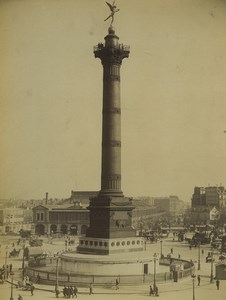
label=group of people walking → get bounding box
[0,263,13,280]
[62,286,78,298]
[149,284,159,296]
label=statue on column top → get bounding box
[104,1,120,26]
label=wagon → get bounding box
[9,248,20,257]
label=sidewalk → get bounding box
[1,276,225,300]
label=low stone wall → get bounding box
[26,258,195,286]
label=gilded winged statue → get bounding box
[104,1,120,25]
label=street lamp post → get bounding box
[4,245,8,280]
[191,274,196,300]
[197,242,201,270]
[22,245,25,281]
[10,272,14,300]
[153,253,157,289]
[160,240,163,257]
[210,250,214,283]
[55,257,60,298]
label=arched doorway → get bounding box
[70,224,78,235]
[35,224,45,235]
[60,224,67,234]
[50,224,57,234]
[81,225,88,235]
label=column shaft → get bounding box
[101,63,122,193]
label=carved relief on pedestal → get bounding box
[112,211,128,228]
[116,219,126,228]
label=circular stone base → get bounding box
[77,236,144,255]
[60,250,162,276]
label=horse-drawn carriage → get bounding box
[29,237,43,247]
[17,281,32,291]
[9,248,20,257]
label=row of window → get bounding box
[36,212,89,222]
[49,212,89,221]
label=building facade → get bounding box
[189,185,226,226]
[191,185,226,209]
[153,195,184,218]
[32,201,89,236]
[0,207,32,234]
[132,205,166,232]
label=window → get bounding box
[36,211,44,222]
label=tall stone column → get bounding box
[77,26,143,254]
[95,26,129,196]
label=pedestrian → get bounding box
[30,284,35,296]
[63,286,67,297]
[197,275,200,286]
[68,286,72,298]
[116,278,119,290]
[155,285,159,297]
[69,286,74,298]
[55,288,60,298]
[55,284,60,298]
[25,275,29,284]
[73,286,78,298]
[216,279,220,290]
[149,285,154,296]
[171,248,173,254]
[17,295,23,300]
[89,283,93,295]
[9,263,12,272]
[178,253,181,259]
[66,286,70,298]
[201,249,204,255]
[36,273,41,284]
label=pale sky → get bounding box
[1,0,226,202]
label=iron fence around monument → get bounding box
[26,262,194,286]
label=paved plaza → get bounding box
[0,234,225,299]
[0,273,225,300]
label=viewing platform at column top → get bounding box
[93,43,130,53]
[93,26,130,63]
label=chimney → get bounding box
[45,192,48,205]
